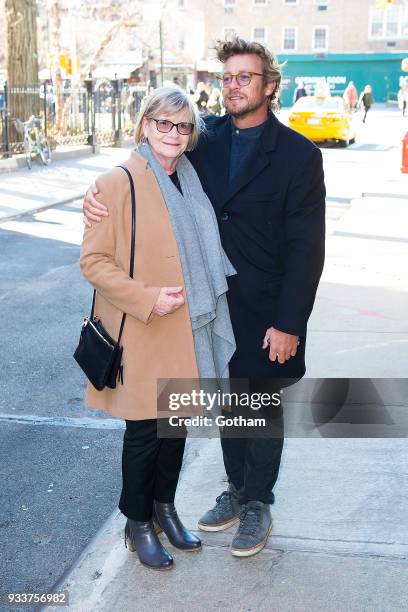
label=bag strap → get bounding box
[89,165,136,345]
[116,165,136,343]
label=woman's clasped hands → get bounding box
[152,286,185,316]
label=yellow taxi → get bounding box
[288,96,356,147]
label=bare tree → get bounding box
[5,0,40,123]
[81,18,138,80]
[47,0,65,131]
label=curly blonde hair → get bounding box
[215,37,282,111]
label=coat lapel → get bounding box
[207,117,232,210]
[224,145,269,206]
[221,113,280,209]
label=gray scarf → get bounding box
[138,143,236,379]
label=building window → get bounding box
[223,27,238,40]
[386,9,399,37]
[177,0,185,7]
[253,0,267,5]
[370,9,384,37]
[252,27,266,42]
[404,6,408,36]
[314,0,328,10]
[282,26,297,51]
[313,26,328,51]
[369,5,404,39]
[224,0,237,6]
[283,0,298,5]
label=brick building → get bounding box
[182,0,408,104]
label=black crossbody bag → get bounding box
[73,166,136,391]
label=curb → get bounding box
[36,509,122,612]
[362,191,408,200]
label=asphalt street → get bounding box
[0,200,123,606]
[0,105,407,611]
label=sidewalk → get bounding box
[45,436,408,612]
[0,145,97,175]
[307,194,408,378]
[0,145,133,221]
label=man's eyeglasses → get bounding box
[216,71,264,88]
[148,118,194,135]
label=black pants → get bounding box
[118,419,186,521]
[220,436,283,505]
[220,379,285,505]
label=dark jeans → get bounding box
[220,436,283,505]
[118,419,186,521]
[220,379,285,505]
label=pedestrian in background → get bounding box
[398,81,408,117]
[207,88,223,115]
[359,85,373,123]
[293,80,307,103]
[343,81,358,112]
[194,81,210,115]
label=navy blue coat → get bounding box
[187,113,325,379]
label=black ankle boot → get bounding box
[153,501,202,551]
[124,518,173,570]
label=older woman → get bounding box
[79,87,236,571]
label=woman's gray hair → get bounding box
[134,86,203,150]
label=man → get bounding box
[293,79,307,103]
[83,37,325,558]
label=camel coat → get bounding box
[79,151,199,420]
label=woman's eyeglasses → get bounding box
[216,72,264,88]
[148,118,194,135]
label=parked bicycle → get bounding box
[14,115,51,169]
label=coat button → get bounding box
[221,212,229,221]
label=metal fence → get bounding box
[0,79,147,157]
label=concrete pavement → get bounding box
[44,435,408,612]
[307,194,408,378]
[0,145,133,221]
[0,145,98,175]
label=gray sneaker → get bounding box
[230,501,272,557]
[198,485,242,531]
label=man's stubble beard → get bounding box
[224,93,268,119]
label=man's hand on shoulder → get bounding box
[262,326,299,365]
[83,183,109,227]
